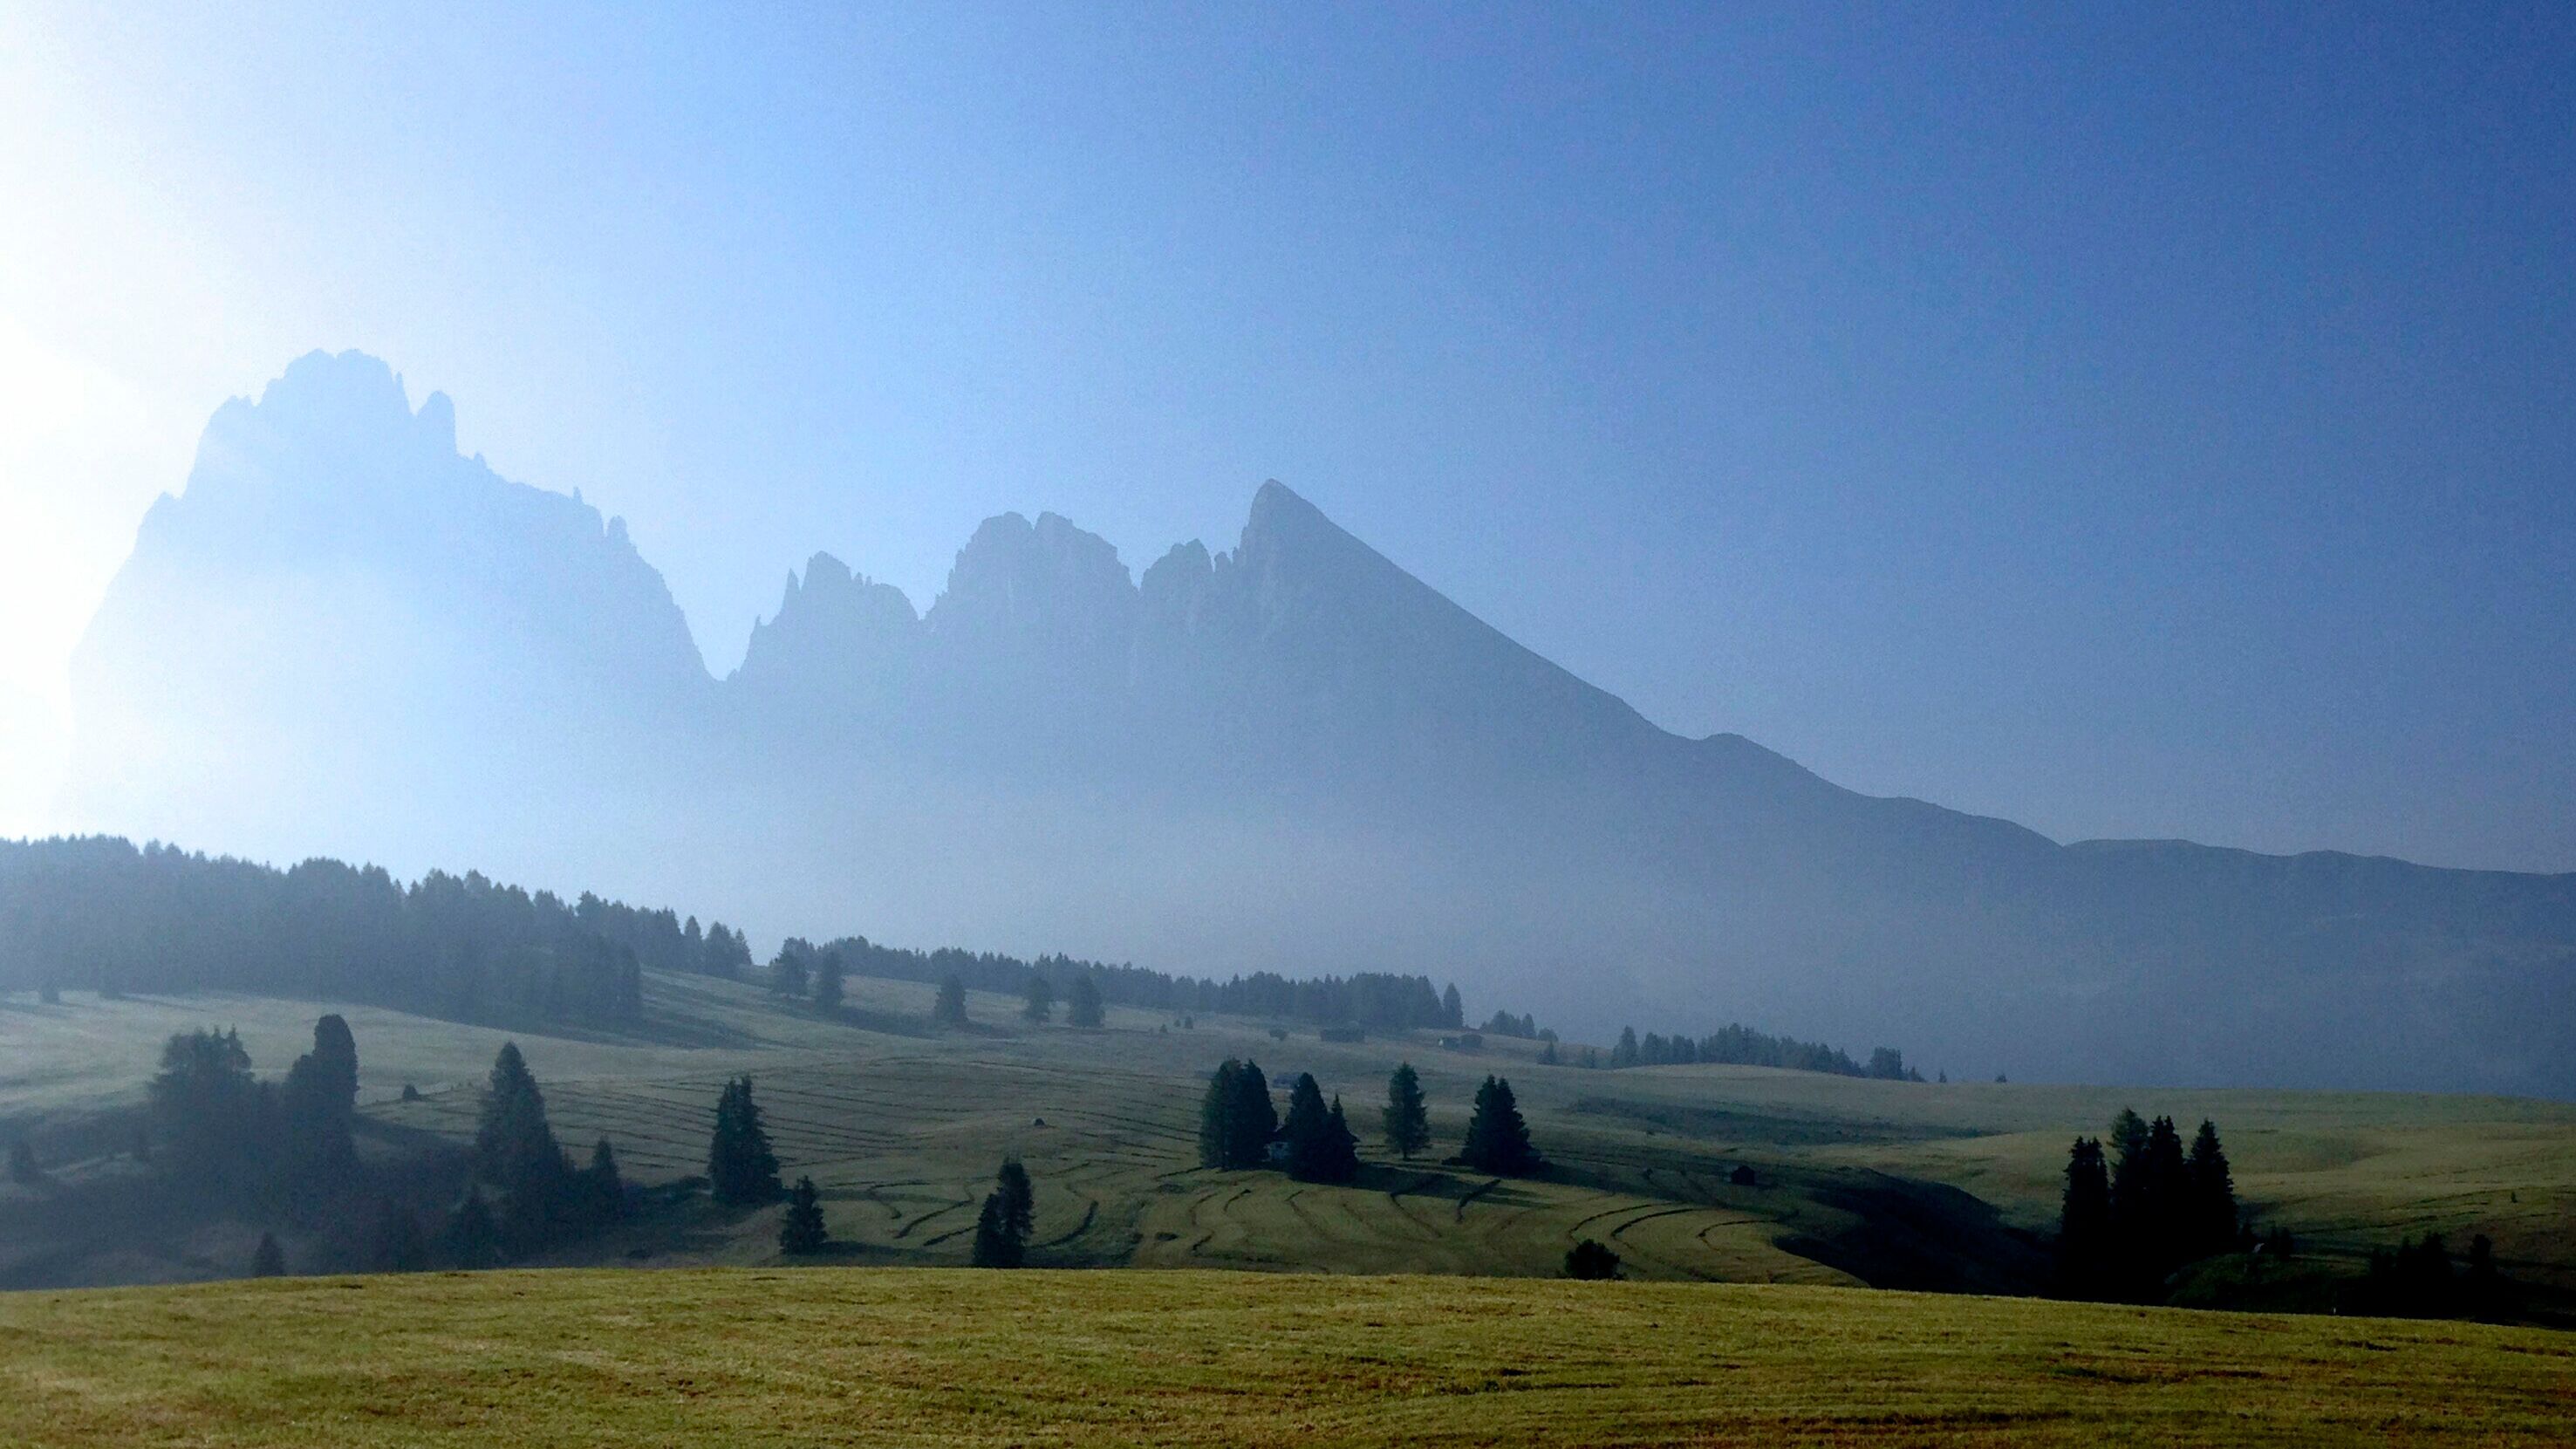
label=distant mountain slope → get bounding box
[54,352,2576,1095]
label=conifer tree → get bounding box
[811,952,845,1012]
[474,1042,573,1246]
[970,1193,1016,1267]
[1612,1027,1640,1069]
[707,1076,782,1206]
[1460,1076,1539,1176]
[934,975,969,1028]
[1564,1239,1621,1280]
[577,1138,625,1227]
[996,1159,1035,1246]
[251,1231,286,1277]
[779,1175,828,1254]
[1440,982,1464,1029]
[1320,1095,1362,1183]
[1281,1073,1334,1181]
[1066,974,1104,1028]
[1382,1063,1431,1160]
[1199,1060,1243,1168]
[769,947,809,999]
[281,1015,360,1194]
[2105,1107,2152,1247]
[2185,1119,2238,1256]
[2058,1136,2111,1295]
[1022,974,1056,1023]
[1227,1059,1278,1168]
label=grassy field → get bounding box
[5,969,2574,1298]
[1,1268,2570,1446]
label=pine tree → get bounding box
[1281,1073,1334,1181]
[769,947,809,999]
[2185,1119,2238,1257]
[1199,1060,1242,1168]
[1319,1095,1362,1183]
[2058,1136,2111,1296]
[996,1159,1035,1246]
[1612,1027,1640,1069]
[577,1138,625,1227]
[707,1076,782,1206]
[281,1015,360,1197]
[1460,1076,1539,1176]
[1440,983,1464,1029]
[812,952,845,1012]
[251,1231,286,1277]
[1382,1063,1431,1160]
[970,1193,1016,1267]
[1539,1039,1558,1065]
[2104,1106,2153,1276]
[778,1176,828,1254]
[1066,974,1104,1028]
[1227,1060,1278,1168]
[934,975,969,1028]
[474,1042,573,1246]
[2142,1115,2189,1275]
[1022,974,1056,1023]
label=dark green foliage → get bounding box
[1564,1239,1621,1280]
[0,838,648,1028]
[1066,974,1104,1029]
[442,1189,502,1269]
[972,1159,1035,1267]
[574,1138,625,1227]
[778,1176,828,1254]
[1382,1063,1431,1160]
[251,1232,286,1277]
[811,951,845,1012]
[707,1076,782,1206]
[5,1139,34,1184]
[1460,1076,1539,1176]
[400,1083,422,1102]
[474,1042,575,1246]
[2186,1119,2238,1255]
[1281,1076,1362,1184]
[371,1199,427,1273]
[969,1193,1016,1268]
[1538,1039,1558,1065]
[933,975,968,1027]
[147,1027,266,1184]
[1022,974,1055,1023]
[1196,1059,1278,1169]
[1604,1020,1910,1078]
[1440,983,1463,1029]
[2057,1137,2111,1295]
[769,945,810,1000]
[280,1015,359,1195]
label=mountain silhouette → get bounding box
[58,352,2576,1095]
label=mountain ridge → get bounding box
[51,352,2576,1095]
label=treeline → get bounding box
[0,837,753,1029]
[1197,1058,1541,1181]
[784,934,1465,1033]
[1605,1022,1921,1080]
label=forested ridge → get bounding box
[0,837,726,1028]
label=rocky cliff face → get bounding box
[55,353,2576,1096]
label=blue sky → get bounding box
[2,2,2570,869]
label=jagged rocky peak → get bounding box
[927,509,1138,647]
[1139,538,1216,631]
[735,550,921,687]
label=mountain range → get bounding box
[56,351,2576,1095]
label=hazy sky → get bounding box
[2,2,2570,870]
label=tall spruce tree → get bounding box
[1198,1060,1242,1168]
[280,1015,360,1196]
[1022,974,1056,1023]
[443,1189,502,1268]
[1227,1059,1278,1168]
[811,952,845,1012]
[1281,1074,1335,1181]
[2186,1118,2238,1257]
[1460,1076,1539,1176]
[779,1176,828,1254]
[251,1231,286,1277]
[474,1042,573,1246]
[996,1159,1035,1246]
[1440,983,1464,1029]
[2058,1136,2112,1296]
[970,1193,1016,1268]
[769,946,809,999]
[1382,1063,1431,1160]
[1066,974,1104,1028]
[707,1076,782,1206]
[1320,1095,1362,1183]
[933,975,969,1028]
[2142,1115,2190,1275]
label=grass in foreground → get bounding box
[2,1268,2571,1447]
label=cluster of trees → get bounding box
[1198,1060,1540,1183]
[794,933,1466,1033]
[146,1016,365,1205]
[707,1076,782,1206]
[461,1042,625,1256]
[1604,1022,1919,1080]
[576,894,752,980]
[1479,1011,1553,1042]
[2349,1233,2518,1320]
[0,837,679,1028]
[2057,1111,2240,1299]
